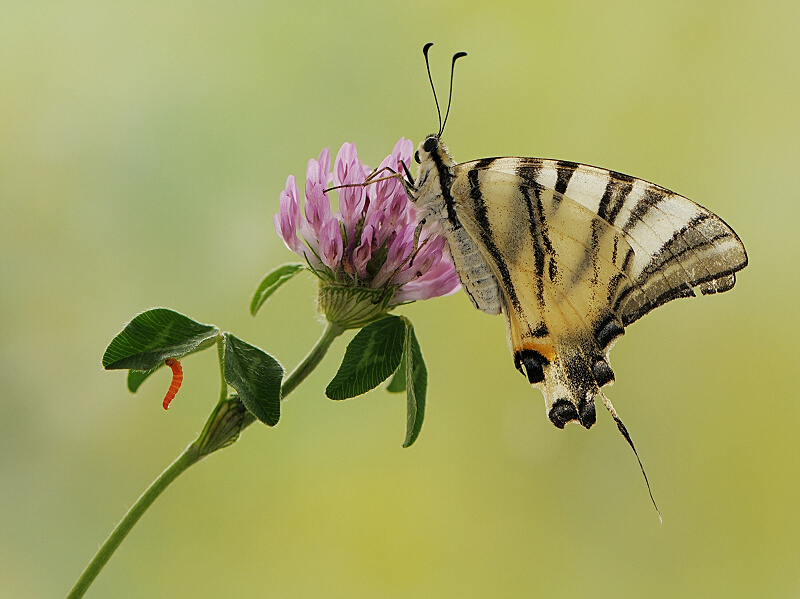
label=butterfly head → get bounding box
[414,134,455,167]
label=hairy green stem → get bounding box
[66,321,344,598]
[65,447,200,599]
[282,321,344,397]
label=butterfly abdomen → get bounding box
[444,224,503,314]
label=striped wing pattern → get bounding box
[446,157,747,428]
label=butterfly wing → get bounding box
[463,158,749,325]
[448,158,747,428]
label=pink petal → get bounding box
[319,217,343,270]
[304,178,332,236]
[392,234,446,286]
[318,146,331,182]
[371,225,414,288]
[274,176,302,253]
[351,224,375,278]
[393,257,461,302]
[391,137,413,168]
[333,142,359,187]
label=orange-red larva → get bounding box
[162,358,183,410]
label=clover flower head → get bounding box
[274,139,460,328]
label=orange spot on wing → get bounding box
[517,341,556,363]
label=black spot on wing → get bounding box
[589,220,602,284]
[532,188,556,257]
[592,359,615,387]
[610,170,635,184]
[621,247,634,271]
[577,396,596,428]
[608,247,635,306]
[514,349,549,385]
[531,322,549,338]
[467,167,521,311]
[548,257,558,283]
[595,317,625,349]
[474,157,498,170]
[515,161,542,187]
[549,399,579,429]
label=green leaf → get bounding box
[401,318,427,448]
[223,333,284,426]
[326,315,406,400]
[127,365,162,393]
[386,350,406,393]
[103,308,219,371]
[250,263,305,316]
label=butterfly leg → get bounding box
[399,159,415,186]
[410,218,426,267]
[323,167,407,194]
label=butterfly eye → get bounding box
[414,150,421,164]
[423,136,437,153]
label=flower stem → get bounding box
[281,320,344,398]
[66,321,344,598]
[66,446,200,599]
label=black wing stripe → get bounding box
[466,167,521,312]
[555,161,578,196]
[621,188,667,233]
[597,174,634,226]
[520,185,547,309]
[620,264,743,325]
[636,214,721,280]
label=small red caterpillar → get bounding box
[162,358,183,410]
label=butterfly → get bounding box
[403,45,747,478]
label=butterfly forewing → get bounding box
[458,158,748,325]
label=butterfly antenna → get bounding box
[601,392,662,525]
[441,51,467,136]
[423,42,442,136]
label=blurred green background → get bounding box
[1,1,796,597]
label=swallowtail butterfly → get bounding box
[404,45,747,505]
